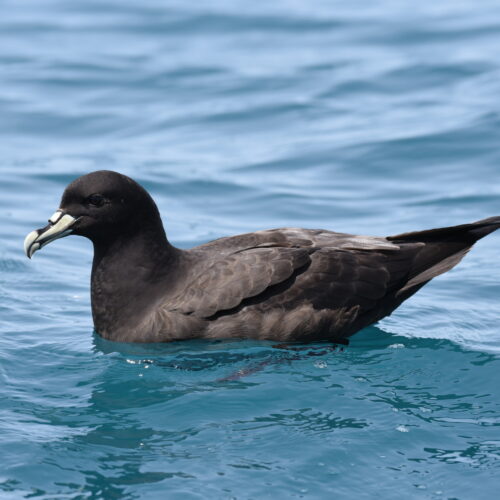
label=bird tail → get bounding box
[388,216,500,244]
[387,217,500,296]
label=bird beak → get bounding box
[24,210,79,259]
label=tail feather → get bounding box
[388,216,500,244]
[387,217,500,296]
[396,247,470,296]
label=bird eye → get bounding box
[86,194,106,207]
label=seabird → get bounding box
[24,170,500,343]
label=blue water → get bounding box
[1,1,500,498]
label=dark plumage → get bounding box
[24,170,500,343]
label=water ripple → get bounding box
[1,1,500,498]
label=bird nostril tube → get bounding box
[48,211,64,225]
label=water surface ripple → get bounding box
[1,1,500,498]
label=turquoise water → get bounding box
[1,0,500,498]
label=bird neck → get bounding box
[90,225,182,340]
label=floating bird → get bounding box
[24,170,500,343]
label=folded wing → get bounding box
[169,246,312,318]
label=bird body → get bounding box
[24,171,500,344]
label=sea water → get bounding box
[1,1,500,498]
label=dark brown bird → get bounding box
[24,170,500,344]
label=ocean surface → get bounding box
[1,1,500,498]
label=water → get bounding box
[1,0,500,498]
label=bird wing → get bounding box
[165,219,500,338]
[168,246,312,318]
[253,247,409,313]
[179,228,403,320]
[194,227,400,253]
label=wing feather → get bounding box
[169,247,311,318]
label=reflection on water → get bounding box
[5,329,487,498]
[1,326,499,497]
